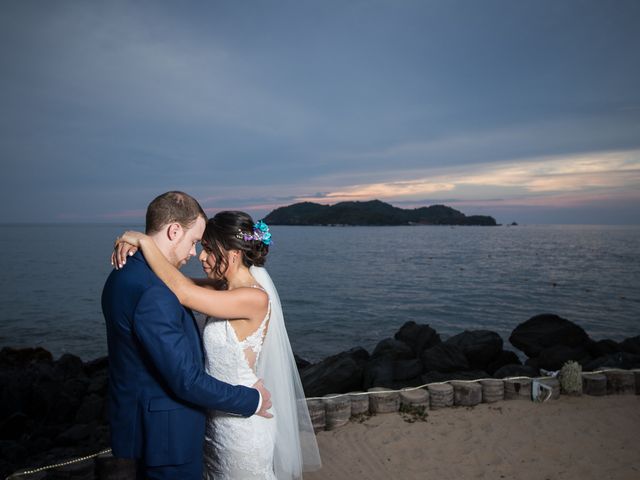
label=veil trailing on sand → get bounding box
[251,266,322,479]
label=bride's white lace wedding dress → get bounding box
[202,292,277,479]
[200,267,321,479]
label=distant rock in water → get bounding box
[263,199,498,226]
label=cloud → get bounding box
[292,149,640,206]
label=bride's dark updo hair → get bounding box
[201,211,269,281]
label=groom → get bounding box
[102,191,272,480]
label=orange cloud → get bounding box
[295,149,640,208]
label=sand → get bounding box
[304,395,640,480]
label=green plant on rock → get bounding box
[559,360,583,395]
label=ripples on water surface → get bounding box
[1,224,638,362]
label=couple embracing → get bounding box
[102,191,321,479]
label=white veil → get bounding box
[251,266,322,479]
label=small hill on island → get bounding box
[263,200,497,226]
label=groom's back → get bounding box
[101,252,168,458]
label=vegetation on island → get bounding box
[263,199,498,226]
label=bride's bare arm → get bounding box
[115,231,267,320]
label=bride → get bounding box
[114,211,321,479]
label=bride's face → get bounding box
[199,245,232,279]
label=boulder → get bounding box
[445,330,503,370]
[486,350,521,375]
[619,335,640,355]
[362,356,394,390]
[394,321,441,356]
[75,394,105,424]
[371,338,414,360]
[54,353,85,379]
[421,343,469,373]
[583,352,640,371]
[87,371,108,396]
[392,358,423,381]
[56,424,92,445]
[294,354,311,371]
[509,314,591,357]
[421,370,488,385]
[0,412,29,441]
[526,345,592,371]
[0,347,53,367]
[83,356,108,376]
[492,364,539,379]
[587,339,621,358]
[300,347,369,397]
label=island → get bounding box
[263,200,497,226]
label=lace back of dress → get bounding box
[238,289,271,372]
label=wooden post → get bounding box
[479,379,504,403]
[504,378,532,400]
[581,373,607,396]
[348,391,370,416]
[367,387,400,414]
[450,381,482,406]
[307,399,326,433]
[323,394,351,430]
[603,370,635,395]
[399,388,429,408]
[426,383,454,409]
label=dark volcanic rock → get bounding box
[486,350,521,375]
[363,356,423,389]
[294,354,311,371]
[83,356,108,376]
[371,338,414,360]
[492,364,540,378]
[584,352,640,371]
[393,358,424,381]
[0,412,29,441]
[55,353,85,379]
[394,321,441,356]
[75,394,105,424]
[619,335,640,355]
[363,356,394,389]
[56,424,92,445]
[0,347,53,367]
[526,345,592,371]
[300,347,369,397]
[445,330,503,370]
[509,314,591,357]
[421,370,489,385]
[421,344,469,373]
[587,339,621,358]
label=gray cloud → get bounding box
[1,0,639,223]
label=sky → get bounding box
[1,0,639,224]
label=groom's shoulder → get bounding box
[104,254,159,292]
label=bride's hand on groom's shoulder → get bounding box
[111,231,145,269]
[253,380,273,419]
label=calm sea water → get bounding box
[1,224,639,362]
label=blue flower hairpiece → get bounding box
[236,220,272,246]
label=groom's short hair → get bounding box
[145,191,207,234]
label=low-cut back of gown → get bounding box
[202,296,277,479]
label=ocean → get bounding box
[1,224,639,362]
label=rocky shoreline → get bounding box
[2,313,639,478]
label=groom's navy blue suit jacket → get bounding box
[102,251,259,466]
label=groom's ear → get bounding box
[166,222,183,242]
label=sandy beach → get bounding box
[305,395,640,480]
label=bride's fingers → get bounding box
[117,242,130,268]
